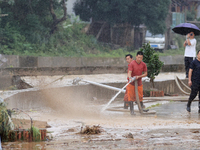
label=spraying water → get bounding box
[71,77,136,112]
[101,77,136,112]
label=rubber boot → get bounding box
[130,102,135,115]
[186,100,192,112]
[140,101,149,112]
[124,102,129,109]
[140,101,145,108]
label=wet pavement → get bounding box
[153,101,200,120]
[2,72,200,149]
[3,97,200,149]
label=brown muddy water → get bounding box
[1,72,199,149]
[2,97,200,150]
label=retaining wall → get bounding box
[1,55,185,75]
[3,55,184,67]
[5,79,189,110]
[0,55,185,89]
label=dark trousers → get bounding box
[189,83,200,104]
[184,57,194,78]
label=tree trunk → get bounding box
[110,26,113,44]
[96,22,106,40]
[49,0,67,34]
[150,78,155,89]
[123,24,128,46]
[165,0,172,50]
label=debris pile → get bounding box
[80,125,102,135]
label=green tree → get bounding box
[0,0,67,43]
[187,7,196,21]
[74,0,170,34]
[0,0,14,5]
[140,43,164,88]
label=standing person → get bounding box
[124,54,133,109]
[186,50,200,113]
[127,51,148,115]
[184,32,197,78]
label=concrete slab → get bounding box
[21,72,186,87]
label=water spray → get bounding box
[101,77,135,112]
[72,77,136,112]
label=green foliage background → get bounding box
[0,0,114,56]
[74,0,170,35]
[0,0,186,57]
[187,7,196,21]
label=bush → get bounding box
[140,43,164,88]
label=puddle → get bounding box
[152,101,200,120]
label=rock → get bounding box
[124,133,134,139]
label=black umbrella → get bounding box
[172,23,200,36]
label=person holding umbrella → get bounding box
[172,23,200,78]
[183,31,196,78]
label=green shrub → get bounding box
[31,126,41,141]
[140,43,164,88]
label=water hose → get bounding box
[101,81,131,112]
[174,76,190,95]
[176,76,191,91]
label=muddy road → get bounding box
[3,98,200,150]
[2,72,200,149]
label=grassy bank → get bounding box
[0,19,185,58]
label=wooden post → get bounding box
[43,130,46,140]
[29,131,32,142]
[41,130,44,140]
[26,131,29,142]
[18,131,21,140]
[15,131,18,141]
[23,130,26,141]
[40,130,43,140]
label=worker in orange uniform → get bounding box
[127,51,148,115]
[124,54,133,109]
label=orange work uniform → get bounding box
[124,62,131,102]
[126,60,147,102]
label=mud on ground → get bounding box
[3,96,200,150]
[2,72,199,149]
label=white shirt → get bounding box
[184,38,196,57]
